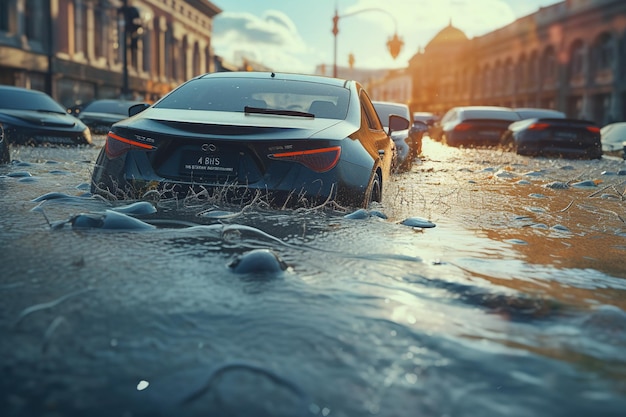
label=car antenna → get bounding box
[271,72,275,78]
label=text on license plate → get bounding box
[181,153,237,174]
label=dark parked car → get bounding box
[0,123,9,164]
[0,85,92,146]
[78,99,149,134]
[413,111,438,127]
[501,108,602,159]
[373,100,420,172]
[430,106,520,147]
[600,122,626,159]
[91,71,403,208]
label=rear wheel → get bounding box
[366,171,382,207]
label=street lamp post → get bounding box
[332,7,404,78]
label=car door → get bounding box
[359,91,393,181]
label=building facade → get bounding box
[0,0,221,107]
[408,0,626,126]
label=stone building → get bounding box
[408,0,626,126]
[0,0,221,107]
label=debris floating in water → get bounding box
[229,249,288,274]
[400,217,436,228]
[544,181,570,189]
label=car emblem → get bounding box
[201,143,217,152]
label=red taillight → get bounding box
[586,126,601,133]
[454,123,472,131]
[528,123,550,130]
[268,146,341,173]
[105,132,155,158]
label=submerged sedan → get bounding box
[431,106,520,147]
[78,99,148,134]
[91,72,404,208]
[501,108,602,159]
[600,122,626,159]
[372,101,418,172]
[0,85,92,146]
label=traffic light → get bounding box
[387,33,404,59]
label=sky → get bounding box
[211,0,562,74]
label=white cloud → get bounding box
[213,11,314,72]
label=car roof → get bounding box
[453,106,520,121]
[373,100,408,107]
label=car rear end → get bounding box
[515,118,602,159]
[92,112,373,207]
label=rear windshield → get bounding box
[0,88,66,113]
[83,100,142,115]
[373,103,409,126]
[154,77,350,119]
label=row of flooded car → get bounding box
[424,105,625,159]
[1,74,625,211]
[366,101,626,178]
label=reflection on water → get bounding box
[1,139,625,416]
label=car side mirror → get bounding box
[389,114,410,134]
[129,103,150,117]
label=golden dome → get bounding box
[425,21,468,50]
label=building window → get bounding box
[569,40,585,79]
[25,0,44,42]
[74,0,88,56]
[528,52,539,86]
[93,2,107,59]
[517,55,527,90]
[0,0,11,32]
[542,46,557,82]
[505,59,514,94]
[595,33,613,72]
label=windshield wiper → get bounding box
[244,106,314,118]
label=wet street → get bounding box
[1,135,625,417]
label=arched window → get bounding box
[493,60,502,93]
[516,55,527,90]
[0,0,13,32]
[541,46,557,82]
[504,58,514,94]
[73,0,88,56]
[528,51,539,87]
[594,32,613,72]
[25,0,45,43]
[569,39,585,80]
[483,64,492,96]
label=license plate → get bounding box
[555,131,577,139]
[180,151,237,175]
[478,130,500,137]
[35,135,76,144]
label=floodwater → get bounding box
[1,136,625,417]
